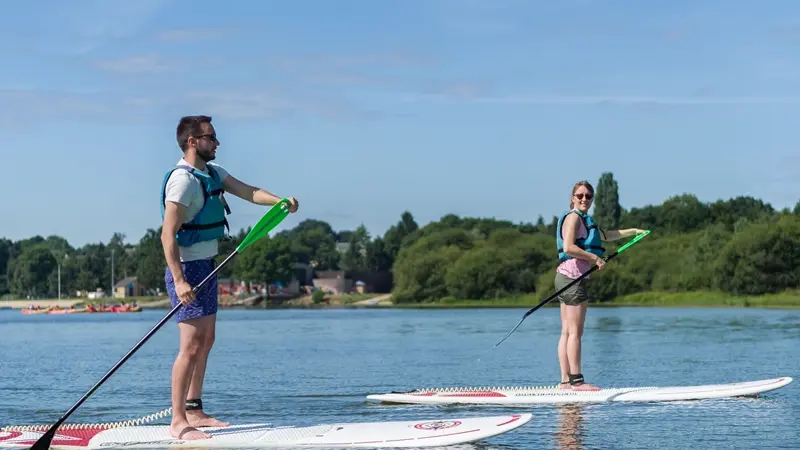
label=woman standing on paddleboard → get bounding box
[554,181,645,391]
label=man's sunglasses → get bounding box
[193,133,218,142]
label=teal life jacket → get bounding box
[556,210,605,261]
[160,164,231,247]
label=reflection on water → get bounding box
[555,404,585,450]
[592,316,622,332]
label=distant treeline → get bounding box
[2,172,799,302]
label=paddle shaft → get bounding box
[486,230,650,351]
[489,250,622,350]
[30,249,239,450]
[522,249,620,318]
[519,229,650,319]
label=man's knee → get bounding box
[203,330,215,351]
[180,336,206,359]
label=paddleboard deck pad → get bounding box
[367,376,793,405]
[0,413,532,448]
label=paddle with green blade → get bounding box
[29,198,293,450]
[489,229,651,350]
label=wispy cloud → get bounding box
[301,71,484,93]
[432,0,521,36]
[464,95,800,105]
[0,79,393,127]
[301,74,395,87]
[183,88,384,122]
[771,23,800,40]
[0,88,154,127]
[50,0,170,55]
[155,27,238,43]
[93,54,170,74]
[267,51,435,72]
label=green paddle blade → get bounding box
[236,199,292,252]
[616,229,651,254]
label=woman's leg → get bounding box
[563,300,599,391]
[558,303,570,388]
[555,273,580,389]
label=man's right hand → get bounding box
[175,279,196,305]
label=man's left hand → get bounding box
[286,197,299,213]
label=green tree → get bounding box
[276,219,340,270]
[710,196,775,230]
[135,228,167,294]
[365,237,392,272]
[383,211,419,264]
[391,228,476,302]
[713,215,800,295]
[676,224,732,291]
[393,245,464,303]
[444,244,512,299]
[341,225,370,271]
[593,172,621,229]
[0,238,12,294]
[234,236,294,298]
[7,244,57,297]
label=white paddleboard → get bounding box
[366,376,793,405]
[0,413,532,449]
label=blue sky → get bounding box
[2,0,800,247]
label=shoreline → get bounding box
[116,289,800,311]
[3,290,799,311]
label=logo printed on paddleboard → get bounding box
[413,420,462,431]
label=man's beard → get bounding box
[197,147,216,162]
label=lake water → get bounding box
[1,306,798,449]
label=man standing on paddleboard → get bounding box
[160,115,298,440]
[554,181,644,391]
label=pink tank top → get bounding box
[556,213,592,279]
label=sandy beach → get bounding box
[0,299,84,309]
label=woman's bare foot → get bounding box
[187,410,230,428]
[570,382,601,391]
[567,373,601,391]
[169,422,212,440]
[559,381,571,390]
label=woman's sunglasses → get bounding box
[574,193,593,200]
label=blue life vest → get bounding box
[556,210,605,261]
[160,164,231,247]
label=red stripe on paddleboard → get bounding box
[0,428,103,447]
[496,415,522,426]
[440,391,506,397]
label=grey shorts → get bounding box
[554,272,589,306]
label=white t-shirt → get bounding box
[163,158,231,262]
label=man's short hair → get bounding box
[176,115,212,151]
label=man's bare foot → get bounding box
[169,422,211,440]
[187,410,230,428]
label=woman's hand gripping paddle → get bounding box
[28,199,293,450]
[488,230,651,351]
